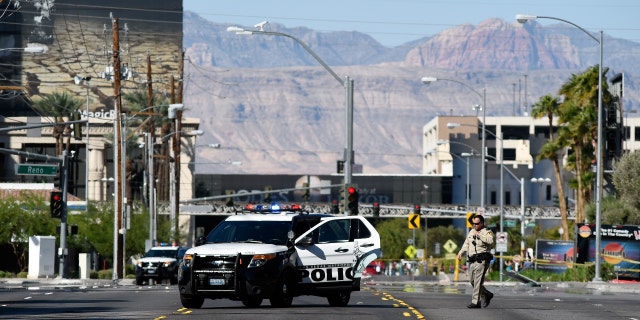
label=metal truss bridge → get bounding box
[171,202,573,220]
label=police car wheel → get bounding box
[269,274,294,307]
[180,293,204,309]
[327,290,351,307]
[241,296,263,308]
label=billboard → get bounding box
[535,240,574,273]
[0,0,183,116]
[576,224,640,280]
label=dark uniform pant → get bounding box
[468,260,491,304]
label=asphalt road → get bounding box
[2,280,640,319]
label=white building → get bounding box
[422,115,635,212]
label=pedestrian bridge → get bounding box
[172,202,572,220]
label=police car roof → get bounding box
[225,212,333,221]
[150,245,181,250]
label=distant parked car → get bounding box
[363,260,385,277]
[135,244,189,285]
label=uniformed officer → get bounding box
[456,214,494,308]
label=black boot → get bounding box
[482,292,494,308]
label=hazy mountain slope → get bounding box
[183,12,640,175]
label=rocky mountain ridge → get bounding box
[182,12,640,175]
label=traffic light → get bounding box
[372,202,380,217]
[225,190,234,207]
[50,191,63,219]
[302,182,310,201]
[413,203,421,215]
[347,185,359,215]
[264,185,272,203]
[72,111,82,140]
[331,199,339,214]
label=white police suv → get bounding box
[177,204,381,308]
[135,245,188,285]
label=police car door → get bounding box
[295,217,380,285]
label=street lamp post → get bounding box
[436,139,479,207]
[426,148,475,210]
[461,152,474,210]
[160,127,203,242]
[447,123,526,282]
[516,13,604,282]
[422,77,486,209]
[228,24,355,215]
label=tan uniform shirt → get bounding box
[458,228,494,258]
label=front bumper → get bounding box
[178,254,282,298]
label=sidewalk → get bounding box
[0,277,136,290]
[365,273,640,294]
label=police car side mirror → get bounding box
[195,236,207,246]
[296,236,314,246]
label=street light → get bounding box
[228,23,355,215]
[0,45,46,55]
[531,177,552,207]
[161,127,203,242]
[423,77,487,209]
[448,124,526,282]
[516,14,604,282]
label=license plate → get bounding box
[209,278,225,286]
[147,269,155,274]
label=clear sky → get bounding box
[183,0,640,47]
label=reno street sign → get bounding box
[15,164,58,176]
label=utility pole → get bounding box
[112,17,124,280]
[147,54,156,246]
[173,50,184,243]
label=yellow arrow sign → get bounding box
[404,245,417,258]
[408,214,420,229]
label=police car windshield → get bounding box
[145,249,177,258]
[206,220,291,245]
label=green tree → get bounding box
[612,151,640,210]
[0,194,58,272]
[587,150,640,225]
[68,200,171,268]
[375,219,464,259]
[532,94,570,240]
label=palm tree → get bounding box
[32,91,83,156]
[531,94,570,240]
[122,90,170,202]
[557,65,613,223]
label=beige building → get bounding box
[422,115,633,210]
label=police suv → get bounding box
[135,245,188,285]
[177,204,381,308]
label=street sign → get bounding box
[15,164,58,176]
[496,231,508,253]
[404,245,417,258]
[443,239,458,253]
[408,214,420,229]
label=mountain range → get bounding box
[182,12,640,175]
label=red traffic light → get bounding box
[347,186,356,194]
[52,194,61,201]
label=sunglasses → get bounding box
[472,222,482,225]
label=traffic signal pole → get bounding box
[58,150,70,278]
[0,146,70,278]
